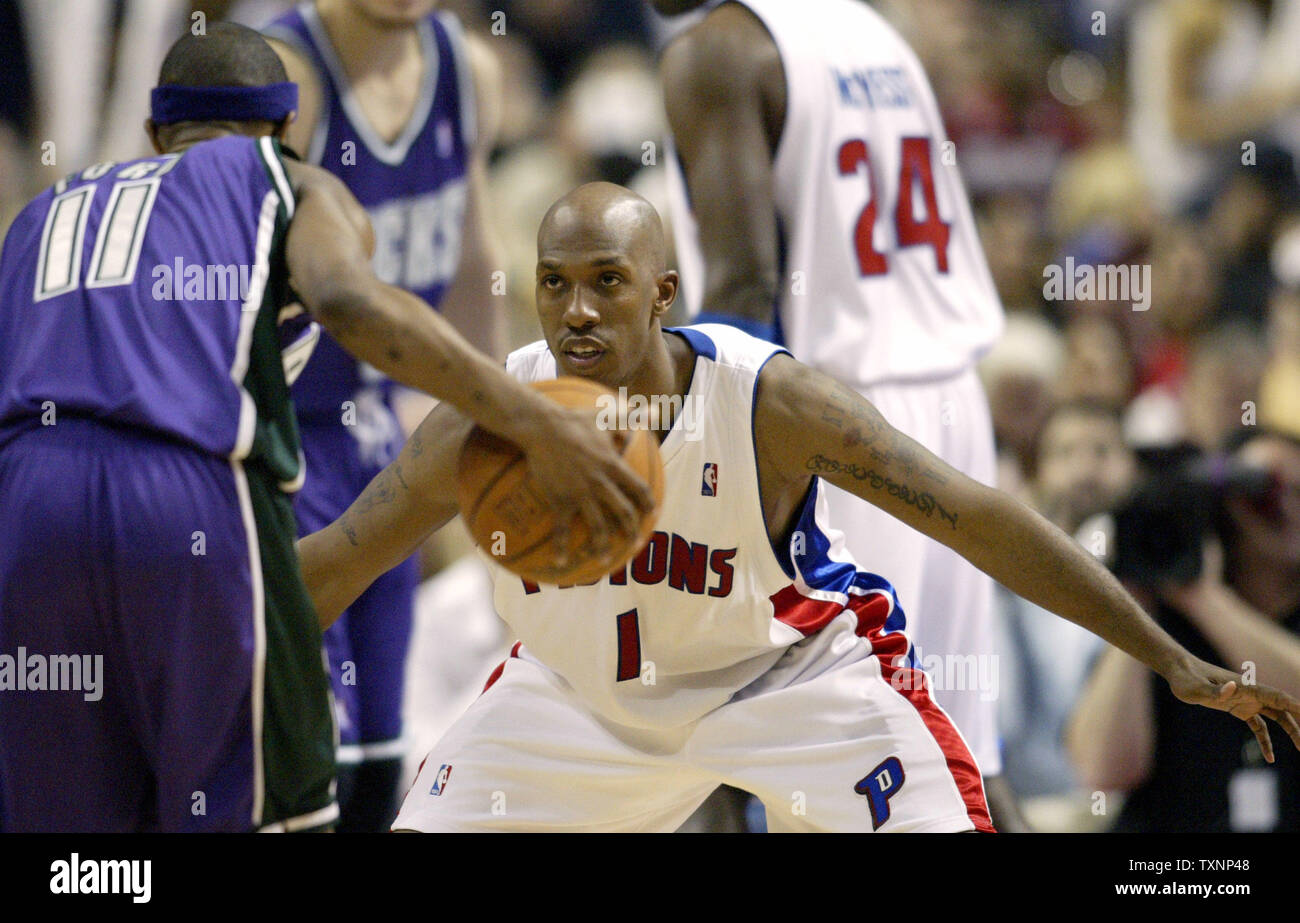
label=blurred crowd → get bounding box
[1,0,1297,833]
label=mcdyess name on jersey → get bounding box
[831,65,916,109]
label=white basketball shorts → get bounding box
[394,610,993,832]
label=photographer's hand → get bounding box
[1164,659,1300,763]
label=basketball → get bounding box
[456,377,665,585]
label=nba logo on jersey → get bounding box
[701,463,718,497]
[430,764,453,796]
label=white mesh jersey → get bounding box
[490,325,913,730]
[666,0,1004,387]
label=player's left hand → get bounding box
[1164,657,1300,762]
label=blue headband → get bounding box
[150,82,298,125]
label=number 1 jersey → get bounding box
[666,0,1004,388]
[489,325,912,731]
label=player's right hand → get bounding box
[519,405,656,566]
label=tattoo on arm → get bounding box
[806,453,958,528]
[816,379,951,485]
[340,512,359,547]
[354,468,399,515]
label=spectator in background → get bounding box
[1128,0,1300,216]
[490,0,654,95]
[1058,315,1135,409]
[994,400,1137,828]
[1261,280,1300,426]
[21,0,189,175]
[1180,323,1267,450]
[979,314,1065,499]
[1206,144,1300,327]
[976,192,1053,315]
[1068,426,1300,831]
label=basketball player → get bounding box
[652,0,1016,822]
[0,29,651,832]
[262,0,499,829]
[298,183,1300,832]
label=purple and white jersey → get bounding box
[265,3,475,423]
[0,135,304,487]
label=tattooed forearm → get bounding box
[353,469,398,514]
[806,453,958,528]
[340,512,359,547]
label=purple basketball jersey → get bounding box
[265,3,474,421]
[0,135,303,486]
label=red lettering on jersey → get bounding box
[837,135,950,277]
[895,137,951,273]
[708,548,737,598]
[668,533,709,595]
[837,139,889,276]
[631,531,669,585]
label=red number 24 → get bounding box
[837,136,950,277]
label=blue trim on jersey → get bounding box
[665,325,717,360]
[785,480,911,641]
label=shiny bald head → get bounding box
[538,182,668,274]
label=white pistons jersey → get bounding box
[666,0,1004,387]
[492,325,913,730]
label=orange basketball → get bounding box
[456,377,665,585]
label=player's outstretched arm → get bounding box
[281,160,656,554]
[754,353,1300,759]
[298,402,470,629]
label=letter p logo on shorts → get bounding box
[855,756,905,830]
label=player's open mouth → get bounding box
[562,338,607,369]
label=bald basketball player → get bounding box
[299,183,1300,833]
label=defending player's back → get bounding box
[0,135,301,483]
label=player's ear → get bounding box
[145,119,164,155]
[653,270,679,317]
